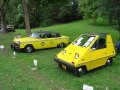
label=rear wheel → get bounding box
[24,45,34,53]
[106,58,113,66]
[58,43,65,48]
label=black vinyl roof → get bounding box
[34,30,60,34]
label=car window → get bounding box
[92,37,106,50]
[73,35,95,47]
[51,33,56,37]
[46,33,52,38]
[56,33,61,37]
[40,33,46,38]
[30,33,40,38]
[83,37,95,47]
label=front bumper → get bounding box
[11,43,21,50]
[54,57,76,70]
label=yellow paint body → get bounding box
[13,36,69,50]
[56,34,116,71]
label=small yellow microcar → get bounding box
[54,33,116,76]
[11,31,69,53]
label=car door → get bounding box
[47,32,61,48]
[90,37,107,70]
[38,33,50,49]
[45,32,61,48]
[54,33,63,47]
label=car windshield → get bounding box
[30,33,39,38]
[73,35,95,47]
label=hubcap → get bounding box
[27,47,32,52]
[78,68,82,72]
[107,60,110,64]
[60,44,63,47]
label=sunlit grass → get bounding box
[0,19,120,90]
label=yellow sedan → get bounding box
[11,31,69,53]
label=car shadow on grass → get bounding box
[14,47,65,53]
[57,64,113,77]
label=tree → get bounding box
[0,0,7,33]
[0,0,20,33]
[21,0,31,36]
[78,0,120,39]
[1,0,82,30]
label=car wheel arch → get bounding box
[25,44,34,48]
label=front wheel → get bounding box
[73,67,87,77]
[24,45,34,53]
[58,63,62,69]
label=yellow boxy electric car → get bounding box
[11,31,69,53]
[54,33,116,76]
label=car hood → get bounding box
[57,44,88,63]
[13,37,38,44]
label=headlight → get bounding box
[62,50,66,55]
[18,41,21,45]
[75,53,79,59]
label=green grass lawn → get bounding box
[0,20,120,90]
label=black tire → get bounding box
[73,66,87,77]
[74,69,80,77]
[24,45,34,53]
[58,43,65,48]
[58,63,62,69]
[106,58,113,66]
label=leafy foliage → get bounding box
[78,0,120,38]
[1,0,82,28]
[78,0,120,24]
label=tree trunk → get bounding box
[0,6,7,33]
[21,0,31,36]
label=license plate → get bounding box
[62,65,66,70]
